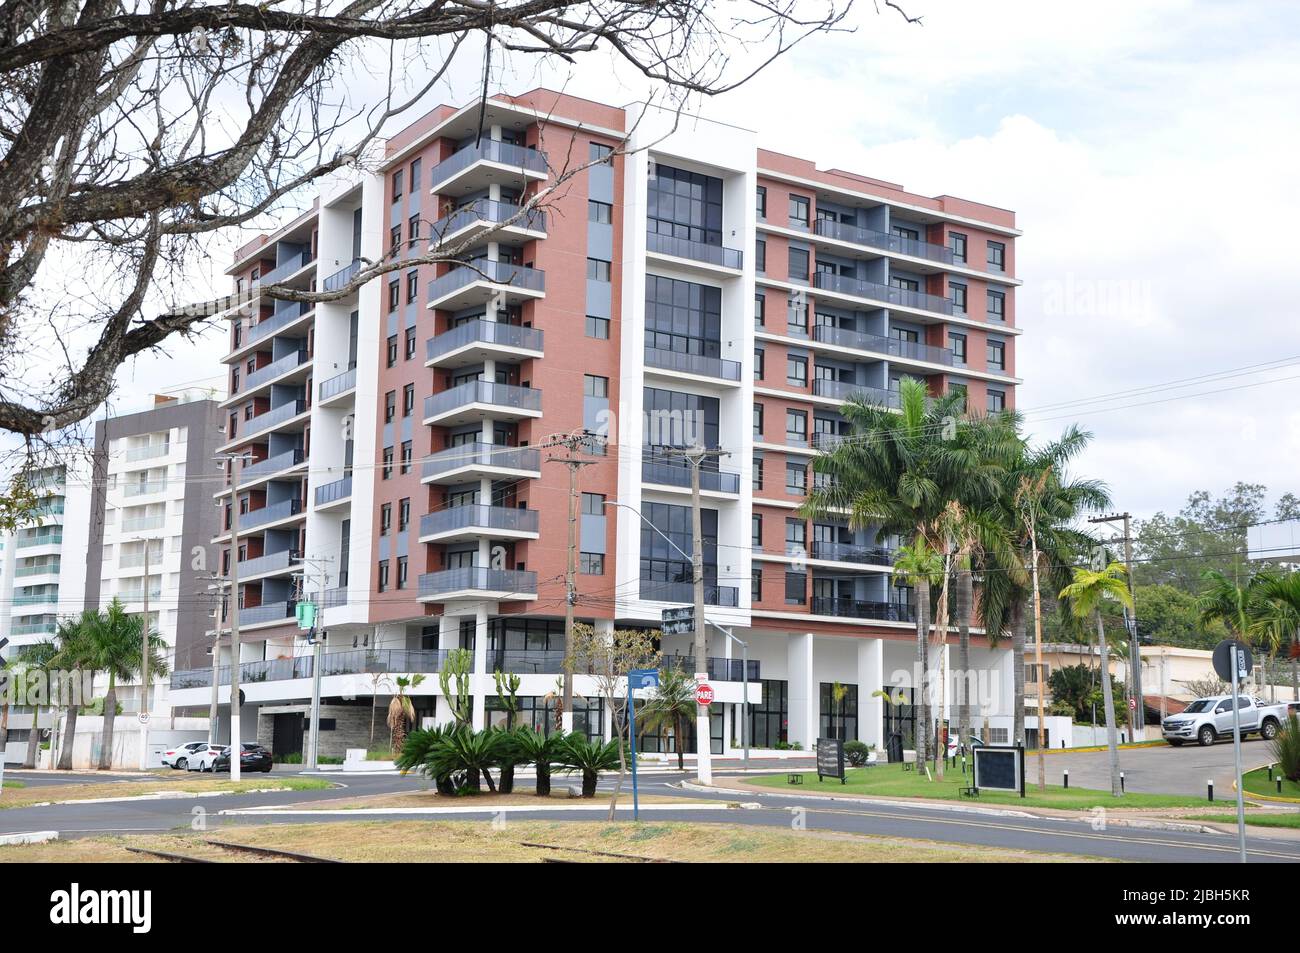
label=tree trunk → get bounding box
[582,768,598,797]
[535,760,551,797]
[675,713,685,771]
[23,706,42,768]
[933,559,951,781]
[914,577,931,767]
[1,701,8,773]
[1292,653,1298,702]
[499,762,515,793]
[98,679,118,770]
[1095,611,1122,797]
[1011,599,1027,746]
[956,565,973,752]
[57,703,78,770]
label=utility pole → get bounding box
[1028,519,1047,793]
[546,431,596,732]
[296,555,332,771]
[1090,512,1142,739]
[218,451,248,781]
[200,573,226,745]
[668,444,729,786]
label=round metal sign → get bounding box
[1212,639,1253,681]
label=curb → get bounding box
[0,830,58,846]
[679,780,1040,818]
[219,802,735,817]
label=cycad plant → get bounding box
[558,734,620,798]
[431,725,505,793]
[396,725,457,794]
[512,725,565,797]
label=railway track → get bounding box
[124,840,343,863]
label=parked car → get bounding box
[185,744,229,772]
[161,741,212,770]
[212,743,274,773]
[1162,694,1289,746]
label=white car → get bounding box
[185,744,229,772]
[161,741,213,770]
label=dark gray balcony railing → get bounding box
[645,230,743,270]
[419,504,538,538]
[423,380,542,420]
[314,476,352,507]
[428,140,548,189]
[812,324,954,366]
[427,258,546,303]
[811,431,850,452]
[812,271,953,317]
[813,218,955,266]
[318,368,356,401]
[418,566,538,599]
[322,587,349,609]
[247,301,313,344]
[239,448,304,483]
[811,596,915,623]
[242,399,308,437]
[259,249,316,286]
[323,258,363,293]
[641,580,740,607]
[171,649,452,690]
[431,199,546,243]
[238,549,298,577]
[426,319,544,364]
[641,451,741,494]
[239,600,296,627]
[240,497,303,529]
[661,655,761,682]
[245,349,308,390]
[422,442,540,480]
[812,379,901,408]
[643,345,741,381]
[810,540,894,566]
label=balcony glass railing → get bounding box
[422,442,540,480]
[641,451,741,494]
[238,549,298,577]
[30,499,65,517]
[14,561,60,577]
[430,199,546,244]
[423,380,541,420]
[811,596,916,622]
[813,218,955,266]
[810,540,894,566]
[245,349,308,390]
[124,479,168,497]
[322,587,349,609]
[643,345,741,381]
[125,443,169,462]
[640,580,740,607]
[427,140,548,189]
[419,504,538,538]
[239,448,305,483]
[11,621,57,636]
[661,655,761,682]
[239,497,303,529]
[13,592,59,607]
[259,249,315,286]
[242,399,308,437]
[314,476,352,507]
[17,531,62,548]
[812,272,954,317]
[427,258,546,303]
[322,258,363,293]
[812,379,900,408]
[121,515,164,532]
[426,319,544,364]
[118,550,163,569]
[247,301,313,344]
[812,324,954,366]
[418,566,538,599]
[170,649,453,690]
[238,600,297,627]
[646,230,743,270]
[318,368,356,401]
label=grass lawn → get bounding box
[746,763,1210,811]
[0,775,331,810]
[1241,766,1300,800]
[1188,812,1300,830]
[0,820,1108,863]
[1,780,24,790]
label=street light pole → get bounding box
[709,621,749,770]
[138,542,150,770]
[217,451,247,782]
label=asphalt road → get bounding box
[1028,737,1278,797]
[2,765,1298,863]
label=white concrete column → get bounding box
[786,632,816,749]
[857,637,884,749]
[471,605,488,730]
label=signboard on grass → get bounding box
[816,737,846,783]
[972,745,1025,797]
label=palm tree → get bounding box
[1060,562,1133,796]
[52,611,98,770]
[386,674,426,755]
[891,537,942,766]
[78,598,169,770]
[640,667,695,769]
[1250,572,1300,701]
[20,640,58,768]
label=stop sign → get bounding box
[695,683,715,705]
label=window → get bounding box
[646,163,723,246]
[987,289,1006,321]
[402,384,414,417]
[406,269,418,303]
[752,514,763,547]
[384,390,396,423]
[584,374,609,398]
[381,447,394,480]
[405,326,416,361]
[752,455,764,490]
[892,223,920,242]
[891,275,920,293]
[400,440,412,474]
[785,518,806,554]
[387,279,400,313]
[389,224,401,252]
[378,559,390,592]
[989,727,1009,744]
[644,275,722,361]
[987,340,1006,371]
[786,354,807,388]
[586,258,611,282]
[949,332,967,365]
[397,556,408,590]
[987,389,1006,413]
[788,247,810,281]
[585,315,610,339]
[756,186,767,219]
[786,409,807,445]
[754,347,765,381]
[588,200,612,223]
[788,299,808,334]
[987,241,1006,272]
[755,239,766,272]
[409,157,422,191]
[392,169,403,201]
[579,553,605,575]
[581,492,606,515]
[786,462,807,495]
[789,195,810,228]
[949,231,967,263]
[386,335,398,367]
[752,568,763,601]
[754,293,766,327]
[785,570,807,605]
[399,497,410,531]
[753,402,764,438]
[949,281,967,313]
[380,503,392,536]
[589,142,613,163]
[408,214,420,244]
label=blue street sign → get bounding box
[628,668,660,690]
[626,668,660,820]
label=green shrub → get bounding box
[843,740,873,766]
[1272,713,1300,782]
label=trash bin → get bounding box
[886,732,904,764]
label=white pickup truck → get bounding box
[1161,694,1289,747]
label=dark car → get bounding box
[213,743,274,773]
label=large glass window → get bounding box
[643,386,720,450]
[644,274,722,359]
[819,682,859,742]
[751,679,789,747]
[647,163,723,246]
[640,500,719,593]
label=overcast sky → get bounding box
[97,0,1300,521]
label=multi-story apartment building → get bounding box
[167,89,1021,758]
[83,394,226,716]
